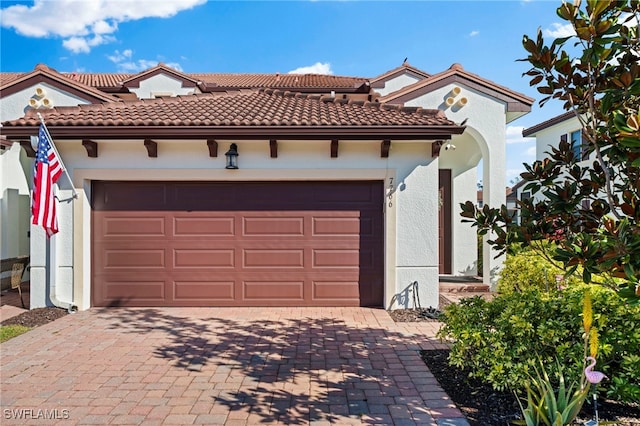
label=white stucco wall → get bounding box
[0,83,91,123]
[438,133,481,276]
[405,83,508,287]
[533,116,581,162]
[453,168,479,275]
[1,83,92,286]
[129,74,199,99]
[28,138,442,310]
[0,143,30,266]
[374,74,423,97]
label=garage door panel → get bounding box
[243,281,305,301]
[173,249,235,268]
[93,213,167,240]
[174,280,235,301]
[101,216,166,237]
[92,277,169,306]
[243,249,305,268]
[173,216,235,236]
[312,249,359,268]
[242,216,305,236]
[313,281,360,301]
[312,216,362,236]
[102,249,166,269]
[92,181,383,307]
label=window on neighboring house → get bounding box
[560,131,586,160]
[571,130,583,160]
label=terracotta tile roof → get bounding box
[0,71,367,91]
[3,89,457,129]
[0,64,121,103]
[194,73,368,90]
[379,63,534,109]
[64,72,132,88]
[370,61,431,87]
[0,73,23,86]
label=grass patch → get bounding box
[0,325,31,342]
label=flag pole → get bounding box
[36,112,78,199]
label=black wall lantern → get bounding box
[225,143,239,169]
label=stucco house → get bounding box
[0,62,532,311]
[521,111,584,205]
[522,111,583,163]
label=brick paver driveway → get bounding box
[1,307,469,425]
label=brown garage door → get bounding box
[91,181,383,307]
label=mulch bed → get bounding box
[388,308,640,426]
[1,307,68,328]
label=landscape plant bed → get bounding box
[389,308,639,425]
[421,349,640,426]
[0,307,68,328]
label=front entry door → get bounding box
[438,169,452,274]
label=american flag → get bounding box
[32,124,63,237]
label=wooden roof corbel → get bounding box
[82,139,98,157]
[144,139,157,157]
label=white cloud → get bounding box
[0,0,206,53]
[506,126,535,144]
[107,49,182,72]
[288,62,333,75]
[526,146,537,157]
[106,49,133,63]
[469,30,479,37]
[62,37,91,54]
[92,20,118,35]
[63,33,115,53]
[543,22,576,38]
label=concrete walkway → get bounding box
[1,307,468,425]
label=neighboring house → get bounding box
[506,180,528,225]
[479,184,526,224]
[523,111,583,163]
[522,111,584,205]
[0,62,532,310]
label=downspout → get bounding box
[47,189,77,313]
[49,254,78,313]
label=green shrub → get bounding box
[437,286,640,404]
[497,243,620,294]
[497,245,577,294]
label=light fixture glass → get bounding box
[225,143,239,169]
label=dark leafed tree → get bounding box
[461,0,640,300]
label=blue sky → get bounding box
[0,0,574,184]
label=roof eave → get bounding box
[0,125,465,141]
[522,111,578,137]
